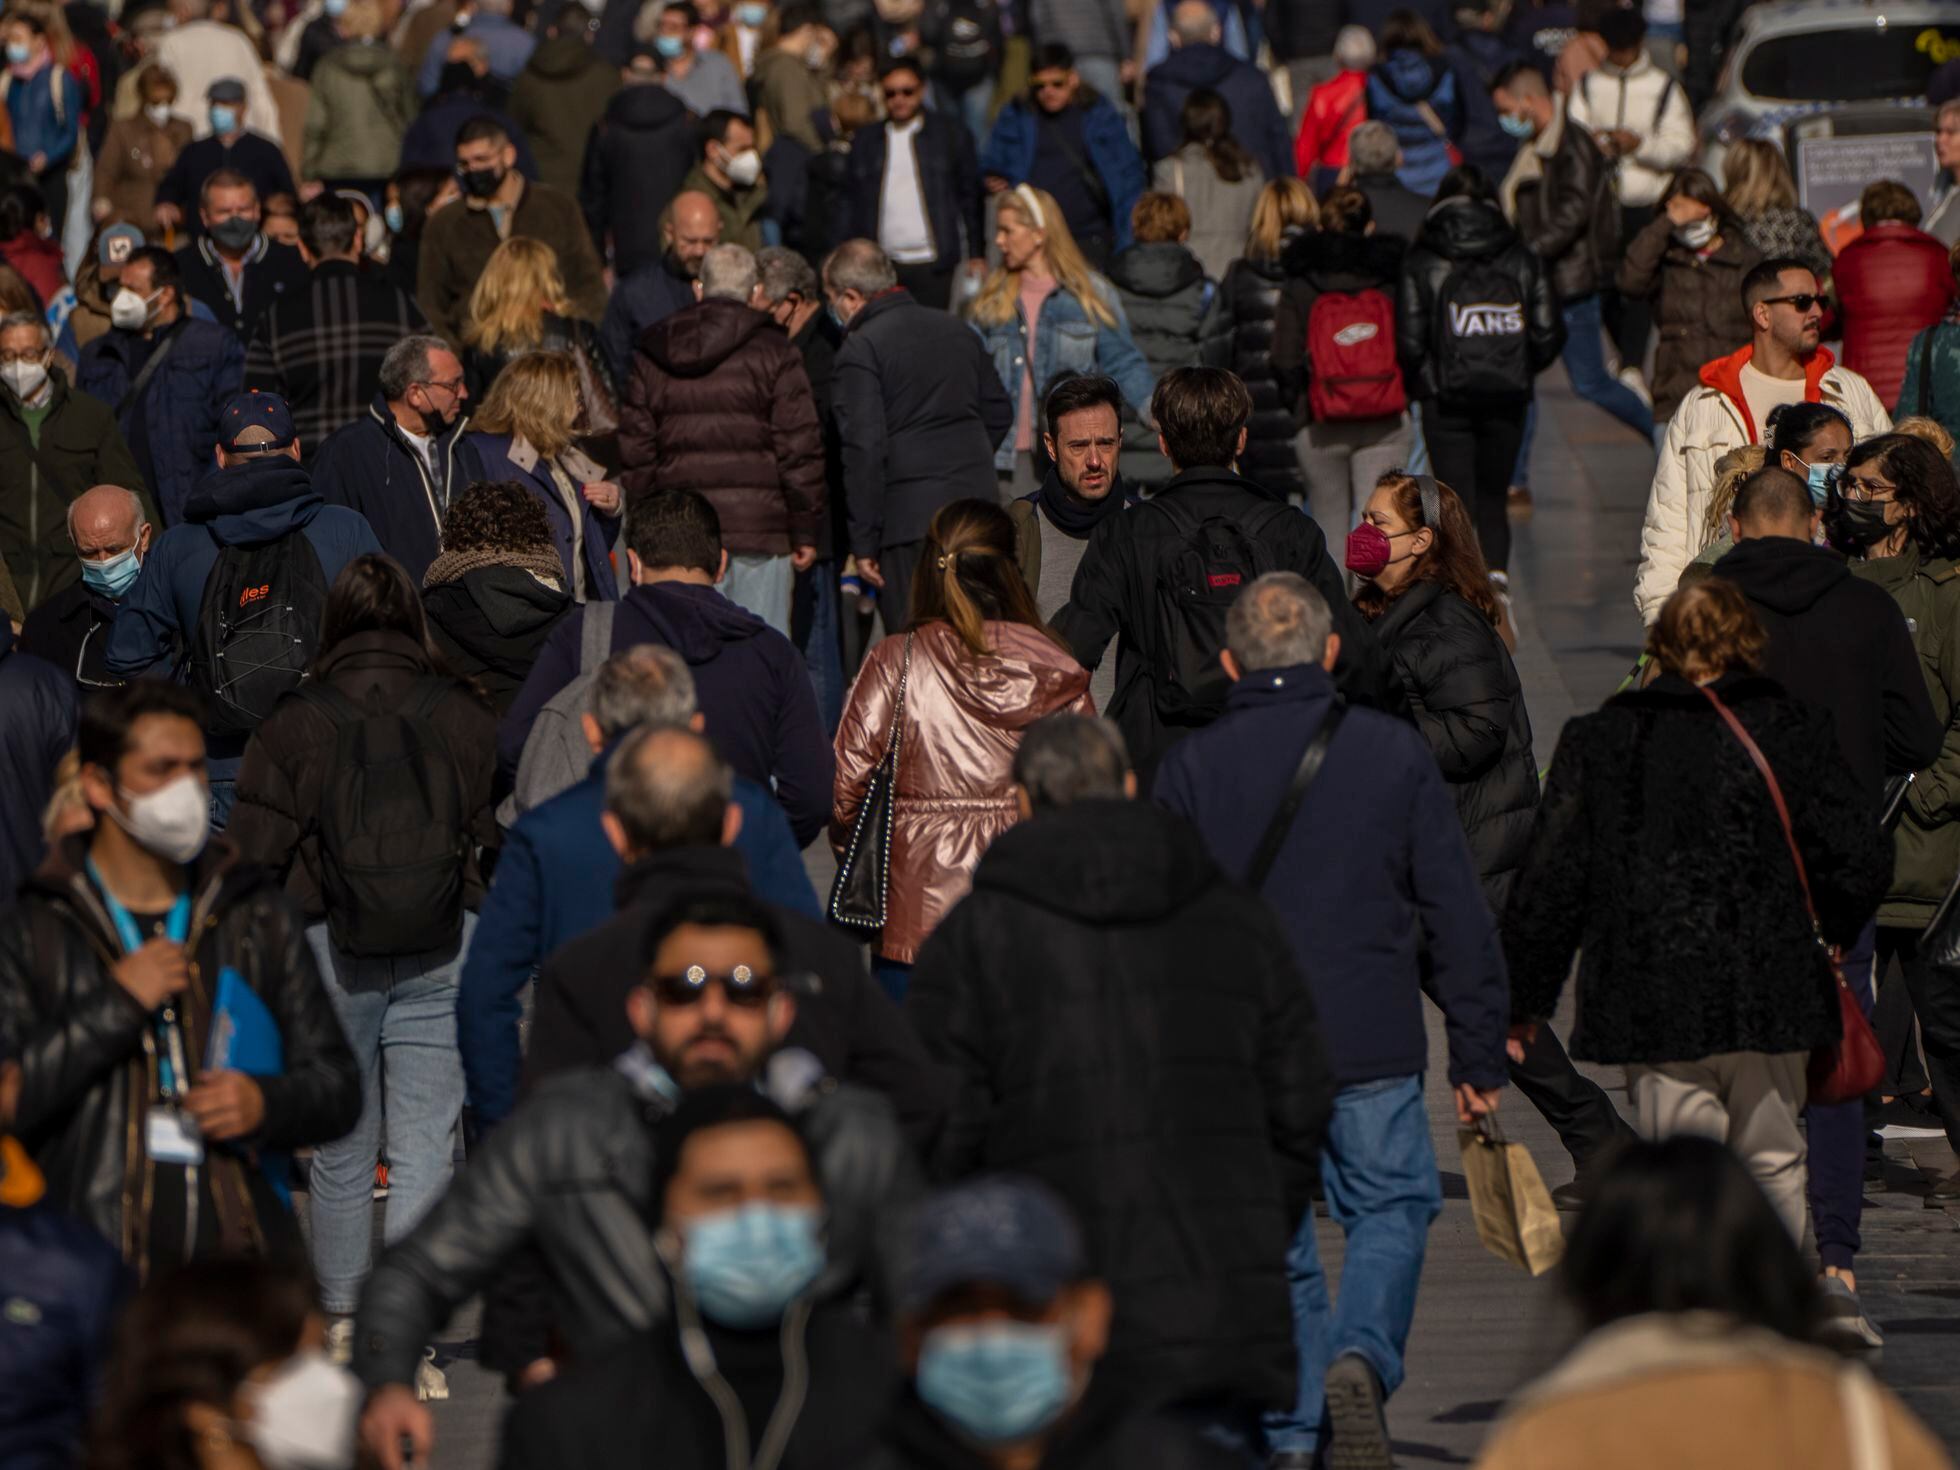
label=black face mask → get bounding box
[438,61,482,95]
[419,396,458,436]
[1824,493,1898,552]
[458,165,505,200]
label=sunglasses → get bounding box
[1762,293,1824,312]
[883,83,920,99]
[650,964,777,1008]
[1031,75,1072,91]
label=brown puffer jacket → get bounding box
[1617,212,1762,422]
[618,297,827,556]
[831,620,1093,964]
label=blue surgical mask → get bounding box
[5,40,32,64]
[210,104,239,135]
[917,1321,1075,1444]
[826,302,848,331]
[81,545,142,598]
[654,33,686,57]
[735,2,768,25]
[384,201,404,234]
[677,1203,824,1328]
[325,0,350,14]
[1798,457,1843,505]
[1498,111,1535,139]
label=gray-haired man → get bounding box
[19,485,154,691]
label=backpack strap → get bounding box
[116,324,183,420]
[1652,75,1676,133]
[292,679,364,728]
[1246,700,1347,890]
[579,601,615,675]
[1918,326,1939,419]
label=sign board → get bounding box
[1796,132,1942,253]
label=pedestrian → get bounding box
[1721,138,1831,283]
[91,64,191,235]
[750,3,834,151]
[1928,99,1960,248]
[1368,11,1465,196]
[153,84,297,241]
[170,170,310,344]
[967,184,1156,503]
[1154,571,1509,1469]
[824,238,1014,631]
[507,17,620,199]
[458,236,612,405]
[0,182,65,306]
[1027,0,1130,103]
[597,190,722,385]
[908,713,1332,1421]
[150,0,279,149]
[1272,186,1418,534]
[17,484,153,693]
[1149,89,1264,283]
[1294,27,1375,191]
[645,5,747,118]
[1832,180,1954,415]
[0,611,76,907]
[396,41,541,181]
[1504,577,1894,1246]
[578,59,694,280]
[299,0,414,196]
[379,166,457,306]
[833,498,1093,1000]
[1106,192,1212,491]
[414,0,534,94]
[1895,241,1960,444]
[681,109,768,252]
[1142,2,1292,186]
[1345,120,1432,247]
[0,9,81,232]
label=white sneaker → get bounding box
[415,1348,450,1402]
[324,1317,354,1367]
[1816,1275,1885,1354]
[1618,365,1653,409]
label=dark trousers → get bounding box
[1806,922,1877,1272]
[1605,203,1658,370]
[893,258,956,311]
[1421,398,1529,574]
[1510,1022,1634,1172]
[1878,927,1960,1152]
[876,538,925,636]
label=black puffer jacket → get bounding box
[1107,241,1212,490]
[1370,582,1537,911]
[0,838,361,1272]
[1502,672,1894,1064]
[579,82,696,276]
[424,563,574,716]
[907,798,1332,1414]
[1272,228,1407,416]
[1509,109,1619,303]
[1397,197,1565,403]
[1199,228,1306,501]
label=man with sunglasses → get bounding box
[1636,256,1892,621]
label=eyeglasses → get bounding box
[650,964,777,1008]
[882,83,920,99]
[1840,475,1898,503]
[417,376,465,395]
[0,348,48,365]
[1761,293,1824,312]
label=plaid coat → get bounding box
[243,259,426,460]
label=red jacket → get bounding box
[1295,69,1367,176]
[1834,221,1953,412]
[0,230,65,310]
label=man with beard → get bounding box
[600,190,723,384]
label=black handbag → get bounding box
[828,634,912,931]
[1919,860,1960,970]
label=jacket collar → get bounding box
[1699,343,1836,442]
[1608,667,1783,712]
[1223,660,1337,711]
[615,845,750,911]
[28,832,249,954]
[1369,578,1447,646]
[197,231,271,270]
[848,286,913,334]
[1158,464,1284,504]
[314,628,431,679]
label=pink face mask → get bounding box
[1344,522,1397,578]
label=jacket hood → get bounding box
[180,456,324,545]
[922,621,1089,731]
[315,627,430,679]
[329,39,401,76]
[971,798,1223,923]
[1106,240,1206,299]
[453,562,572,638]
[616,844,746,911]
[528,30,603,79]
[1698,343,1836,440]
[609,78,690,130]
[1416,196,1518,261]
[1376,48,1442,102]
[1281,227,1405,286]
[1152,42,1238,89]
[1710,535,1851,616]
[624,580,766,662]
[642,298,774,377]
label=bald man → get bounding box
[599,190,724,383]
[1141,0,1294,182]
[18,485,154,691]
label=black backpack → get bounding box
[190,533,330,734]
[1149,493,1293,723]
[1432,255,1531,403]
[298,679,472,959]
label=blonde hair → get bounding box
[473,350,581,460]
[1703,443,1767,547]
[338,0,386,40]
[966,185,1117,330]
[1895,414,1958,459]
[466,237,570,354]
[1724,139,1798,217]
[41,749,89,843]
[1245,177,1318,263]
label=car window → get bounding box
[1742,25,1960,102]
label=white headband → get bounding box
[1013,184,1046,231]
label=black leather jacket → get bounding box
[351,1054,918,1389]
[1510,109,1619,302]
[0,837,361,1273]
[1396,196,1566,402]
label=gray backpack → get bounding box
[497,603,616,828]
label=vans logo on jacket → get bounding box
[1450,301,1524,336]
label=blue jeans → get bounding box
[305,915,473,1314]
[1560,294,1655,439]
[721,552,795,637]
[1264,1075,1443,1455]
[874,957,913,1005]
[1806,921,1878,1272]
[792,559,846,736]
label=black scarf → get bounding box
[1036,468,1129,538]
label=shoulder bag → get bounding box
[1247,699,1347,890]
[1700,685,1884,1105]
[829,634,913,931]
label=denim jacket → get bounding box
[971,276,1158,471]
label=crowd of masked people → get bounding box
[3,0,1960,1466]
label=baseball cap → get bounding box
[218,391,298,454]
[898,1175,1085,1316]
[98,223,145,270]
[207,77,247,103]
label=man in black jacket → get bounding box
[18,484,154,694]
[172,170,311,345]
[1053,365,1388,779]
[579,64,696,278]
[825,238,1015,631]
[598,191,723,384]
[907,714,1331,1427]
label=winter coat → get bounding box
[618,298,827,555]
[1370,582,1539,912]
[78,319,244,528]
[1106,241,1212,489]
[172,234,310,346]
[1141,43,1292,185]
[907,796,1331,1412]
[227,630,500,921]
[680,162,768,253]
[1833,221,1954,414]
[753,45,831,153]
[1052,466,1390,779]
[92,111,191,231]
[1149,145,1262,283]
[415,10,535,93]
[1366,48,1464,197]
[598,250,696,386]
[1736,206,1832,285]
[16,580,127,695]
[0,837,362,1271]
[1895,318,1960,441]
[417,179,607,347]
[980,94,1148,253]
[150,22,279,144]
[1615,213,1761,422]
[1396,196,1565,404]
[1503,99,1618,302]
[302,41,415,180]
[423,560,572,715]
[831,620,1093,963]
[0,372,148,611]
[0,59,79,170]
[461,312,611,402]
[844,112,984,268]
[1635,345,1892,622]
[397,92,539,180]
[1502,671,1895,1064]
[1442,31,1525,185]
[0,230,65,307]
[864,1385,1243,1470]
[0,621,76,909]
[835,287,1013,556]
[1156,661,1510,1090]
[578,83,693,277]
[1198,237,1306,499]
[466,432,620,603]
[1294,68,1367,176]
[1273,228,1407,419]
[1355,169,1434,247]
[508,33,620,199]
[310,397,485,583]
[973,276,1157,474]
[1564,54,1696,208]
[500,582,834,844]
[154,133,298,222]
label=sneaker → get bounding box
[1550,1176,1594,1212]
[1618,365,1653,409]
[1928,1168,1960,1204]
[373,1162,390,1200]
[415,1348,450,1403]
[1873,1095,1947,1140]
[1815,1276,1885,1355]
[1323,1352,1393,1470]
[324,1317,354,1367]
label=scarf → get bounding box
[1035,469,1129,538]
[423,545,567,591]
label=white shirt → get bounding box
[877,118,936,265]
[1739,361,1807,441]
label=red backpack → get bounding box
[1306,288,1407,422]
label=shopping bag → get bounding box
[1457,1115,1564,1275]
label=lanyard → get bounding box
[87,859,193,1097]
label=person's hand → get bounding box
[154,202,182,232]
[91,197,112,222]
[113,937,190,1011]
[28,152,46,173]
[582,479,622,516]
[517,1357,558,1390]
[790,544,817,572]
[1506,1021,1538,1065]
[856,556,884,589]
[984,174,1010,195]
[1605,128,1640,157]
[183,1070,265,1141]
[299,180,326,202]
[1664,193,1711,228]
[1119,57,1138,86]
[1454,1083,1501,1127]
[362,1385,434,1470]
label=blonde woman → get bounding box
[464,351,623,602]
[966,183,1156,500]
[462,235,616,406]
[1723,138,1831,281]
[300,0,415,192]
[1198,176,1317,502]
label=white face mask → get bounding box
[110,287,157,331]
[242,1349,362,1470]
[109,772,209,865]
[0,356,47,400]
[721,147,762,187]
[145,102,173,126]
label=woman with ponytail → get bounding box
[831,499,1093,998]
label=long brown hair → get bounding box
[909,499,1067,657]
[1353,471,1500,624]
